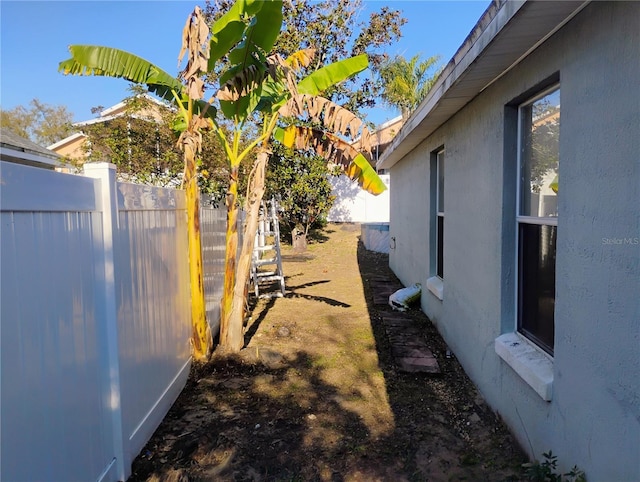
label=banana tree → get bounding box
[59,0,386,356]
[210,2,386,352]
[59,7,214,360]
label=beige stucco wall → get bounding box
[50,135,87,161]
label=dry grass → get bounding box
[129,224,527,481]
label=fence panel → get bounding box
[1,161,199,481]
[114,180,192,469]
[200,197,246,339]
[201,196,227,337]
[1,162,118,481]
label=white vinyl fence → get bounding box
[200,196,227,337]
[0,161,226,481]
[327,174,390,223]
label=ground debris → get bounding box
[128,224,527,482]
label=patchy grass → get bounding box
[129,224,527,482]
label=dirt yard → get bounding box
[129,224,528,481]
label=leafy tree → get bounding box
[83,86,230,191]
[266,143,336,250]
[266,0,405,241]
[528,102,560,194]
[59,1,385,356]
[205,0,406,116]
[81,90,184,186]
[0,98,74,146]
[271,0,407,114]
[203,0,404,253]
[378,54,440,119]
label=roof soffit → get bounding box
[378,0,588,169]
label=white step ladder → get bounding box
[250,198,286,298]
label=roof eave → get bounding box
[73,113,120,127]
[377,0,589,170]
[0,146,61,169]
[99,93,170,117]
[48,132,87,150]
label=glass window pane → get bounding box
[437,150,444,212]
[520,89,560,217]
[518,223,556,354]
[437,215,444,279]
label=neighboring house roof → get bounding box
[1,127,62,169]
[378,0,589,170]
[372,115,403,161]
[377,115,403,133]
[48,94,171,160]
[47,132,86,151]
[351,115,404,166]
[99,93,168,117]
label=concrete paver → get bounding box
[369,280,441,375]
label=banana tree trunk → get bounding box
[184,141,211,360]
[221,150,269,353]
[219,165,240,350]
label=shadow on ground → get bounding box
[354,243,527,480]
[128,226,527,481]
[131,353,394,481]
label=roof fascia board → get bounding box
[1,146,60,169]
[48,132,87,150]
[378,0,587,170]
[377,115,404,131]
[480,1,590,94]
[74,113,122,127]
[74,113,162,129]
[100,99,127,117]
[100,93,170,117]
[378,0,525,169]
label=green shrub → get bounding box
[522,451,586,482]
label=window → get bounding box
[427,148,445,300]
[436,149,445,279]
[517,86,560,355]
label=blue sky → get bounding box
[1,1,489,127]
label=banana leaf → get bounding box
[297,54,368,95]
[59,45,183,103]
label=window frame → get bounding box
[515,84,560,356]
[436,148,445,280]
[427,147,445,300]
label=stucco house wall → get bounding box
[384,2,639,480]
[48,132,86,160]
[386,148,430,287]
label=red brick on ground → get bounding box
[397,356,441,374]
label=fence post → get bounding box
[83,162,127,481]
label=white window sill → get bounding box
[426,276,443,300]
[495,332,553,401]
